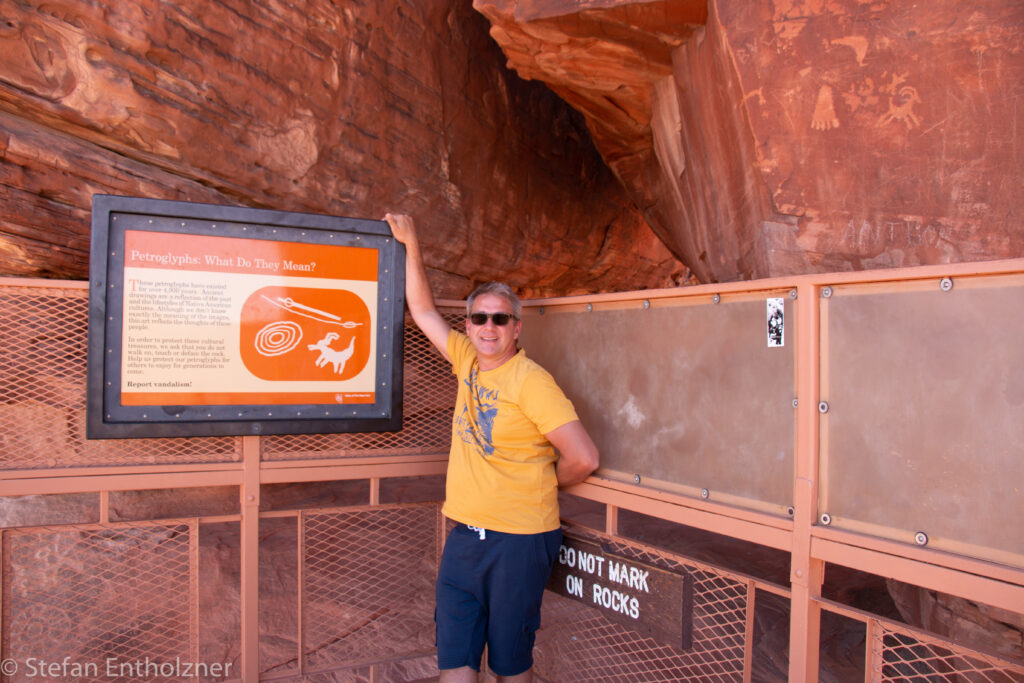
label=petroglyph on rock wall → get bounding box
[480,0,1024,283]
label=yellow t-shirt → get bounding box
[443,330,579,534]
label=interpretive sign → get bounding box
[548,531,693,650]
[87,195,404,438]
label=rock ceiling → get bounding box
[477,0,1024,282]
[0,0,684,298]
[1,0,1022,295]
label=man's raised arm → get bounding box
[385,213,453,361]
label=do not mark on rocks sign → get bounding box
[547,531,693,650]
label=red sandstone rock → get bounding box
[474,0,1024,660]
[0,0,687,297]
[476,0,1024,283]
[2,1,1022,672]
[887,579,1024,664]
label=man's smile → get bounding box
[466,294,521,370]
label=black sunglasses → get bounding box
[468,312,517,326]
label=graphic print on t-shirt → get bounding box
[454,367,498,457]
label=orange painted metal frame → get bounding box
[532,257,1024,681]
[3,262,1024,681]
[0,278,455,681]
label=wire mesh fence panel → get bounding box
[370,655,440,681]
[0,284,239,469]
[297,669,372,682]
[534,528,749,682]
[872,621,1024,682]
[258,516,302,679]
[265,655,440,683]
[300,504,441,675]
[0,282,455,466]
[261,313,458,460]
[6,278,1024,683]
[1,520,198,682]
[258,667,374,682]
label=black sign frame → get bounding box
[87,195,405,439]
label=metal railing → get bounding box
[520,258,1024,682]
[1,261,1022,681]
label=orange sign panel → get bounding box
[88,195,404,438]
[120,230,380,406]
[239,286,371,381]
[124,230,378,280]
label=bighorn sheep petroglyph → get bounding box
[307,332,356,374]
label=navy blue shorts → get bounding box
[435,524,562,677]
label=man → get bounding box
[385,213,599,683]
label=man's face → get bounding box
[466,293,521,369]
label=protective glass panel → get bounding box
[824,281,1024,563]
[520,297,794,510]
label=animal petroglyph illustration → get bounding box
[877,73,922,130]
[879,85,922,129]
[307,332,357,374]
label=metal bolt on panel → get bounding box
[700,488,710,499]
[820,513,832,525]
[940,277,954,291]
[914,531,929,546]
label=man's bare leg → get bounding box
[439,665,534,682]
[440,666,478,683]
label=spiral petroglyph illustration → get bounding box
[254,321,303,356]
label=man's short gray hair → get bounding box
[466,281,522,319]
